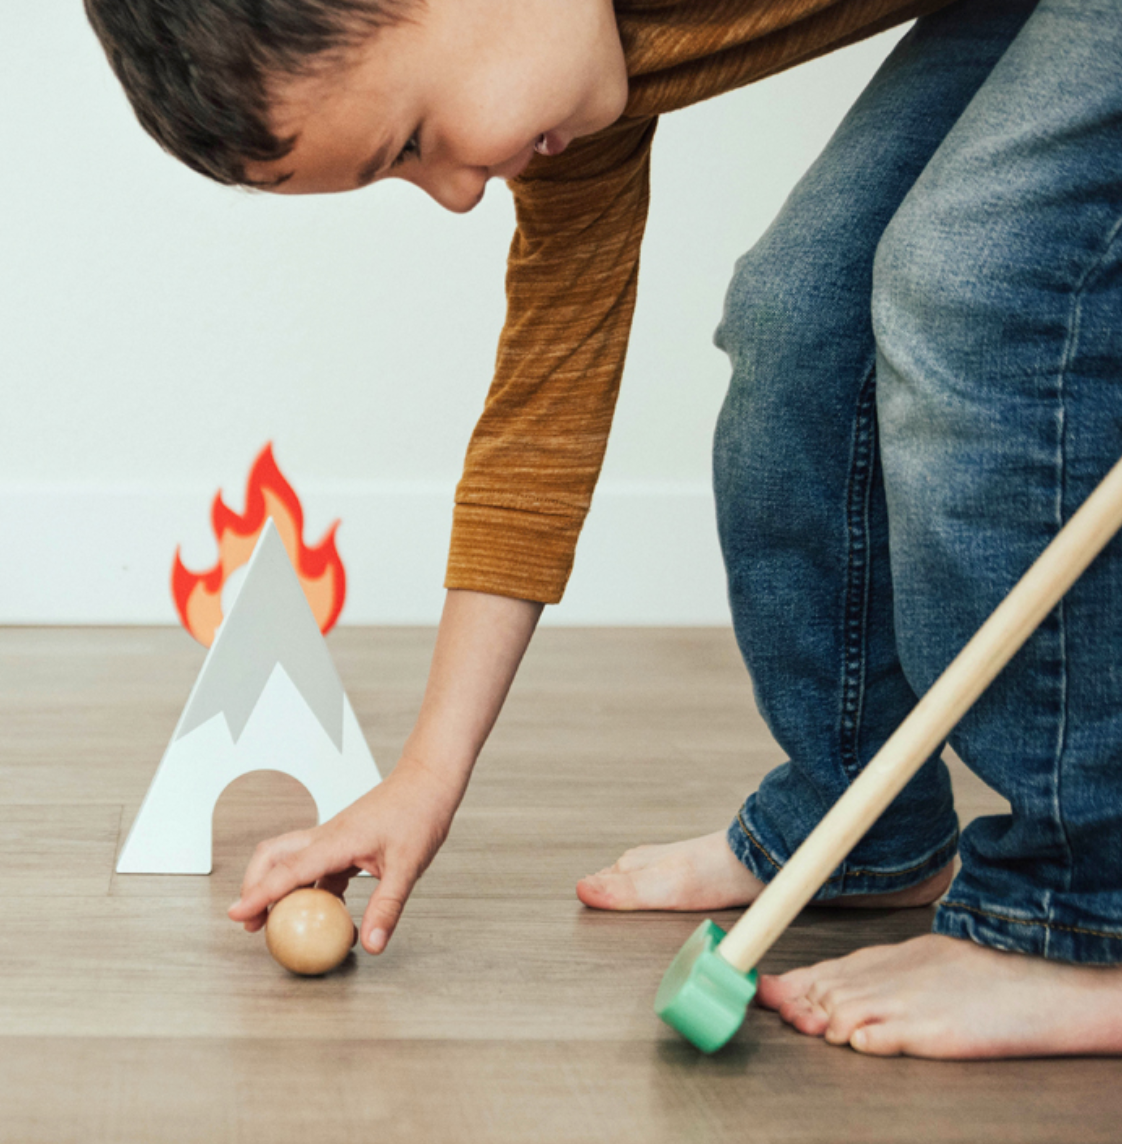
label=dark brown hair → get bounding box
[84,0,415,186]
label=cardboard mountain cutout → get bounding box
[117,519,381,874]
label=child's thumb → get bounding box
[361,868,414,954]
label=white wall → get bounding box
[0,9,907,626]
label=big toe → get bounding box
[574,864,667,910]
[577,870,642,910]
[578,869,622,906]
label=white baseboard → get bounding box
[0,480,731,626]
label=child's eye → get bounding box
[391,131,421,169]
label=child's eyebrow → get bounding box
[355,142,392,187]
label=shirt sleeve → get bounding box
[445,116,659,604]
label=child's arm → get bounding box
[228,588,543,953]
[228,126,658,951]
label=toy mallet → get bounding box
[656,454,1122,1052]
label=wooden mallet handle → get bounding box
[717,454,1122,975]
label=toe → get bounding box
[822,997,878,1047]
[849,1021,902,1056]
[576,874,614,909]
[577,871,643,910]
[757,966,829,1010]
[778,996,830,1037]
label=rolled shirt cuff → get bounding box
[445,500,584,605]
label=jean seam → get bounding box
[1045,268,1070,955]
[941,900,1122,943]
[1042,211,1122,946]
[838,361,879,781]
[737,811,956,883]
[737,813,784,874]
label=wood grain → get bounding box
[3,625,1110,1144]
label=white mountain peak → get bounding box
[176,518,344,750]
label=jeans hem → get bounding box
[726,811,958,902]
[934,900,1122,965]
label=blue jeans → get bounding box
[715,0,1122,963]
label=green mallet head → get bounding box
[655,919,757,1052]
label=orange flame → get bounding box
[172,444,346,647]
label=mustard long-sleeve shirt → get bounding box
[446,0,946,604]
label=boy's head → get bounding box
[85,0,629,211]
[84,0,413,187]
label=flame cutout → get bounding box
[172,444,346,647]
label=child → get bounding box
[86,0,1122,1058]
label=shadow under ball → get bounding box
[266,888,357,975]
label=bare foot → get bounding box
[575,830,953,911]
[757,934,1122,1058]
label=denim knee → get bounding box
[713,236,875,571]
[714,248,801,539]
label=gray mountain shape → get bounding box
[176,519,344,749]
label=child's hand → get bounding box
[227,754,462,954]
[230,588,543,955]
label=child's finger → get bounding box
[360,867,415,954]
[231,836,330,922]
[237,830,313,904]
[252,851,326,916]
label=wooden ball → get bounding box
[265,888,356,976]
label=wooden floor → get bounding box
[2,626,1119,1143]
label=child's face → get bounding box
[250,0,629,212]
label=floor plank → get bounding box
[0,804,121,897]
[2,1037,1120,1144]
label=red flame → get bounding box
[172,444,346,647]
